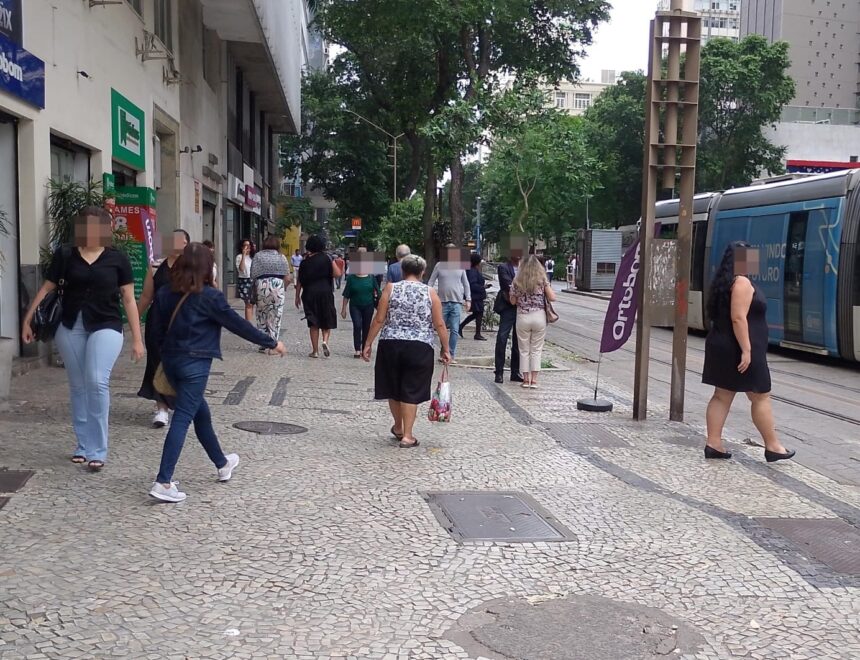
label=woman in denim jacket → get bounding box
[148,243,286,503]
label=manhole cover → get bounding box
[233,421,308,435]
[447,594,706,660]
[0,470,34,493]
[544,424,630,449]
[423,491,575,543]
[756,517,860,575]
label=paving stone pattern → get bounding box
[0,304,859,658]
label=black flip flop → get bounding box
[398,438,420,449]
[390,426,404,440]
[87,460,104,471]
[71,455,86,464]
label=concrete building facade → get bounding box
[550,72,617,117]
[658,0,741,44]
[0,0,307,358]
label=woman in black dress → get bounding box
[137,229,189,428]
[294,235,342,358]
[702,242,795,463]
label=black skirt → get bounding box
[374,339,435,404]
[301,289,338,330]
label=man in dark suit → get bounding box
[494,251,524,383]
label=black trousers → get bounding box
[494,306,520,376]
[459,308,484,336]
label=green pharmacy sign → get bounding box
[111,89,145,171]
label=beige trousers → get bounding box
[516,309,547,373]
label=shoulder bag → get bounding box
[153,292,191,398]
[31,246,72,342]
[544,282,559,324]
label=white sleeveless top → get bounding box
[380,280,434,345]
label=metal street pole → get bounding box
[475,195,482,254]
[586,194,591,231]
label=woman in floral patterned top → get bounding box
[510,255,557,389]
[363,255,451,448]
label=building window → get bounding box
[555,91,566,108]
[596,262,616,275]
[154,0,172,52]
[574,93,592,110]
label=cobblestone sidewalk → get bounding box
[1,301,859,659]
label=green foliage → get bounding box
[582,71,647,227]
[697,35,796,191]
[373,197,425,256]
[276,195,315,236]
[481,112,604,249]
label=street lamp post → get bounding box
[344,109,404,207]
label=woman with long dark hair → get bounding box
[235,238,255,322]
[137,229,190,428]
[702,242,794,463]
[149,243,286,503]
[295,235,342,358]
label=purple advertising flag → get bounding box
[600,238,641,354]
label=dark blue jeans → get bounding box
[349,303,374,351]
[156,355,226,484]
[494,306,520,377]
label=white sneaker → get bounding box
[217,453,240,482]
[152,410,169,428]
[149,481,186,502]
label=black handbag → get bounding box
[31,247,71,342]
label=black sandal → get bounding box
[398,438,420,449]
[390,426,404,440]
[87,460,104,471]
[71,455,86,464]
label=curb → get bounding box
[560,288,611,301]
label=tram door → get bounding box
[784,210,826,346]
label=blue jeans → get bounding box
[54,314,124,462]
[349,303,374,351]
[442,302,462,357]
[156,355,227,484]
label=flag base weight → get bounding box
[577,397,613,413]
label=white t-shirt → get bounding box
[236,254,252,278]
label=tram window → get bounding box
[596,262,617,275]
[854,250,860,306]
[691,222,707,291]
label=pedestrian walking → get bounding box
[510,255,556,389]
[202,239,218,288]
[493,250,523,383]
[235,238,255,322]
[148,243,287,503]
[333,253,346,289]
[384,244,410,284]
[250,235,290,347]
[295,235,342,358]
[459,252,489,340]
[137,228,190,428]
[362,255,451,448]
[427,244,471,362]
[21,206,144,471]
[290,249,303,275]
[341,267,381,358]
[545,256,555,283]
[701,242,795,463]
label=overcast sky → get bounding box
[578,0,658,81]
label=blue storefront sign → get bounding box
[0,0,22,45]
[0,32,43,108]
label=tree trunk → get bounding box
[401,131,423,199]
[422,154,437,272]
[449,156,465,245]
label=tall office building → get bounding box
[741,0,860,123]
[658,0,741,44]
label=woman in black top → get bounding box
[702,242,794,463]
[294,235,342,358]
[458,252,489,340]
[136,229,189,428]
[21,206,144,471]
